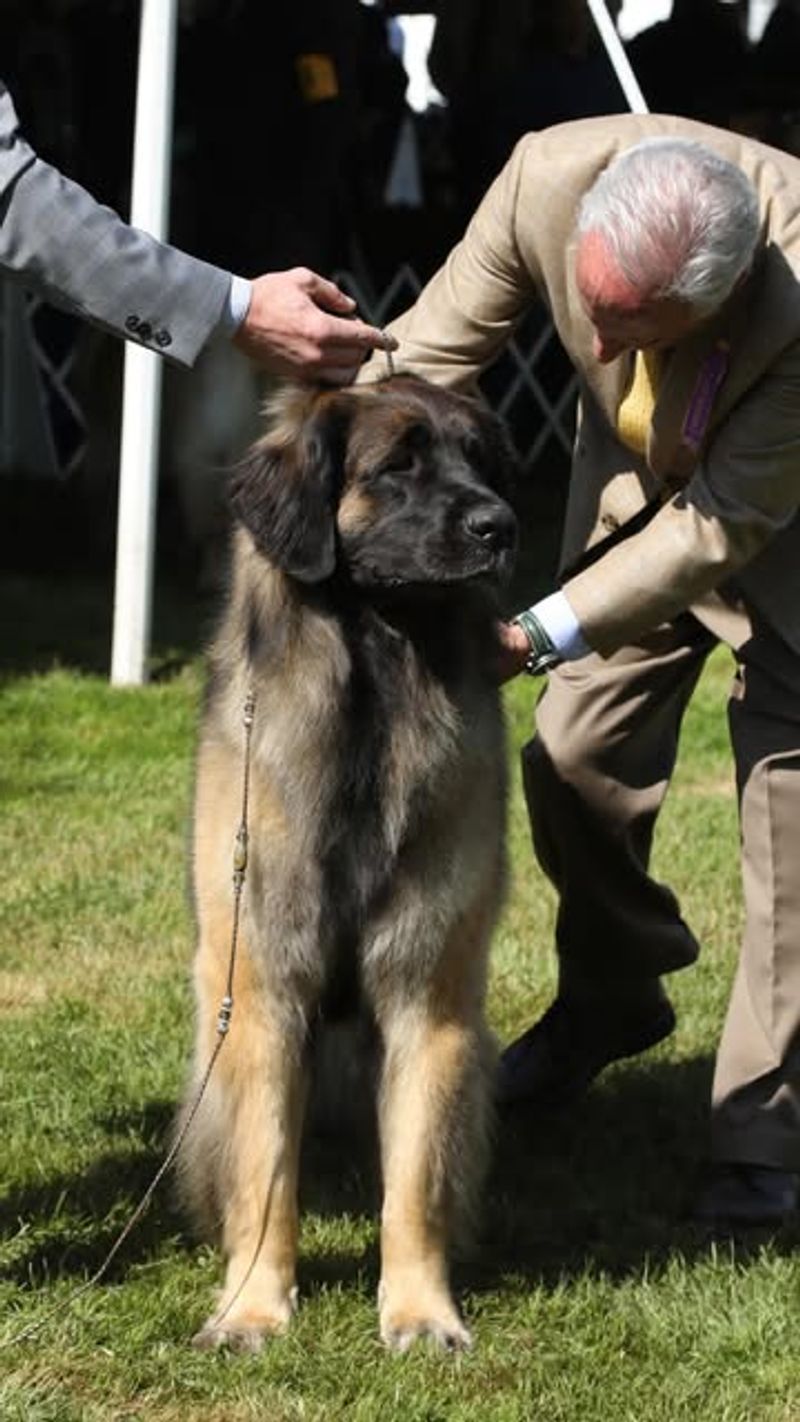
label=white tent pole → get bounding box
[585,0,650,114]
[110,0,179,686]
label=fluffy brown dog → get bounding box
[180,374,517,1352]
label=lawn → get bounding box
[0,573,798,1422]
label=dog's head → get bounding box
[229,375,518,595]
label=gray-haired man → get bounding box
[372,114,800,1230]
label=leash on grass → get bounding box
[1,687,257,1350]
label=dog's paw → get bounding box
[192,1288,297,1353]
[192,1319,276,1354]
[379,1285,472,1353]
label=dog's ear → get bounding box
[229,392,351,582]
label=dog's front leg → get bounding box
[191,986,308,1354]
[376,995,489,1353]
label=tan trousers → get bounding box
[522,609,800,1169]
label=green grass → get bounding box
[1,575,799,1422]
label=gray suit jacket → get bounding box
[0,79,231,367]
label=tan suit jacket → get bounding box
[373,114,800,658]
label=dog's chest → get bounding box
[322,633,464,880]
[257,614,495,900]
[237,601,503,1018]
[317,644,498,1016]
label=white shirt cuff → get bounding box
[532,590,590,661]
[217,274,253,336]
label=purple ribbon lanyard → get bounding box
[682,341,730,453]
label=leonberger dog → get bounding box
[180,374,517,1353]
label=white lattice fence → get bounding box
[0,280,87,480]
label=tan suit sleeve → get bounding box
[363,137,540,390]
[565,341,800,653]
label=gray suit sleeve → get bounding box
[0,79,232,368]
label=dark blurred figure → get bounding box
[0,0,138,206]
[750,0,800,154]
[627,0,751,130]
[0,0,400,277]
[429,0,535,220]
[430,0,626,222]
[178,0,416,300]
[350,2,409,221]
[487,0,626,183]
[180,0,365,276]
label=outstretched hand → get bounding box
[233,267,397,383]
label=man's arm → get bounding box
[0,82,230,366]
[361,134,540,389]
[563,344,800,655]
[498,344,800,678]
[0,79,392,376]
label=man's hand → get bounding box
[494,619,533,683]
[232,267,396,383]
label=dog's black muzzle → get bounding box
[462,498,517,557]
[457,494,518,586]
[340,482,518,594]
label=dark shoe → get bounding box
[497,991,676,1109]
[692,1162,799,1232]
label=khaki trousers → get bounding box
[522,609,800,1169]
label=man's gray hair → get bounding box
[577,138,760,312]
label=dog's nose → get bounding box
[463,502,517,551]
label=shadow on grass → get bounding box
[0,1100,190,1287]
[479,1055,740,1284]
[3,1057,797,1303]
[473,1053,800,1292]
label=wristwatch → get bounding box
[511,607,561,676]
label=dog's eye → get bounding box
[379,422,432,477]
[381,452,416,476]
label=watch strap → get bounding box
[512,607,561,676]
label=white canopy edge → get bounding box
[586,0,650,114]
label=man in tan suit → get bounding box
[369,113,800,1229]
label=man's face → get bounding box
[575,229,703,364]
